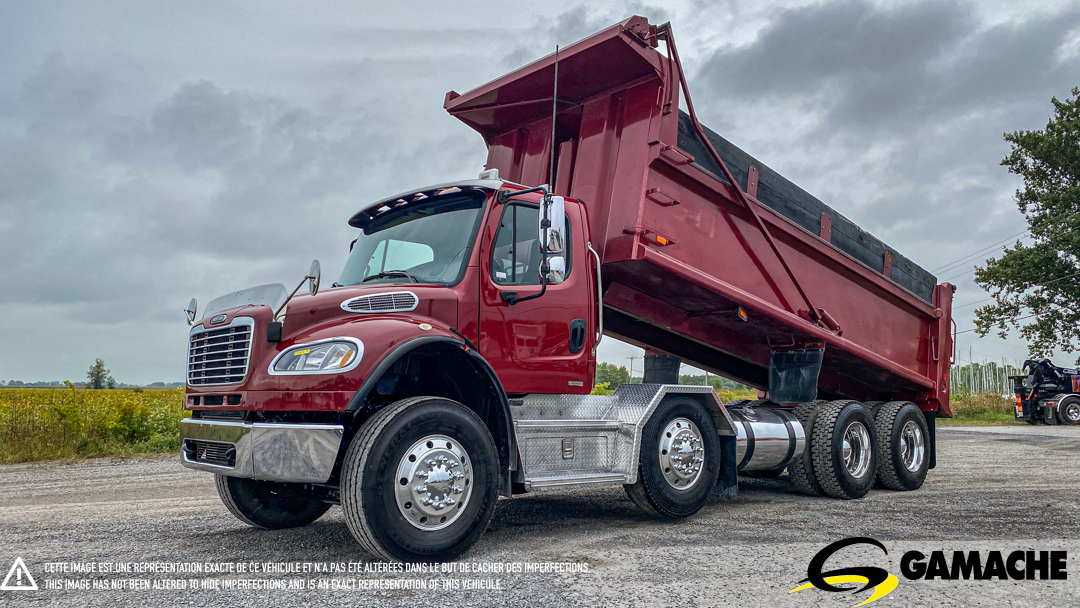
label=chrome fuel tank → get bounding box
[728,405,805,472]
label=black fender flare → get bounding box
[345,335,517,487]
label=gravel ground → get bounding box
[2,426,1078,607]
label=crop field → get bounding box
[0,387,185,464]
[0,385,1016,464]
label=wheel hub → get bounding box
[395,435,473,531]
[899,420,925,473]
[658,418,705,490]
[1065,402,1080,422]
[841,421,872,479]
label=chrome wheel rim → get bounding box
[659,417,705,491]
[1065,403,1080,422]
[841,421,872,479]
[899,420,925,473]
[395,434,473,531]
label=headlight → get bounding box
[270,338,363,375]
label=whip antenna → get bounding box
[548,45,558,194]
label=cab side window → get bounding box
[491,203,571,285]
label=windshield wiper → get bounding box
[362,270,419,283]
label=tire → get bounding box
[788,400,827,496]
[1057,396,1080,425]
[624,396,721,518]
[215,475,331,530]
[811,400,878,499]
[864,401,885,420]
[873,401,930,491]
[340,396,499,562]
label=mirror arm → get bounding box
[508,272,548,306]
[273,274,314,321]
[507,191,554,306]
[497,185,548,204]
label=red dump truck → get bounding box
[179,17,955,561]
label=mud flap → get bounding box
[768,349,824,403]
[714,435,738,499]
[924,409,936,470]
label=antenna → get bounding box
[548,45,559,194]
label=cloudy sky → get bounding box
[2,0,1078,384]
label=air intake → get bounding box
[340,291,419,314]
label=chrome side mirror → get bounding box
[185,298,198,326]
[538,196,566,284]
[308,259,321,296]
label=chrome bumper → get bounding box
[180,418,344,483]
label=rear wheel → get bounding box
[811,401,878,499]
[624,397,720,518]
[215,476,331,529]
[1057,397,1080,425]
[340,396,499,562]
[864,401,885,420]
[788,400,826,496]
[873,401,930,491]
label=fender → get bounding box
[345,333,518,486]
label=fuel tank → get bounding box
[728,404,805,472]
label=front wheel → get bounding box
[215,475,331,529]
[340,396,499,562]
[624,396,720,518]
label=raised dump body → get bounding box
[445,15,954,415]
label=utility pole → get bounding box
[627,356,639,382]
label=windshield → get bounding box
[338,193,485,286]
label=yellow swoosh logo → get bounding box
[789,574,899,606]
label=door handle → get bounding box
[569,319,586,353]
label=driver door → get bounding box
[478,198,595,394]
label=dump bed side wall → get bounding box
[677,112,937,302]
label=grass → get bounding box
[940,391,1022,425]
[0,383,1020,464]
[0,386,186,464]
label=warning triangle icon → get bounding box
[1,557,38,591]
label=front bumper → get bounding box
[180,418,344,483]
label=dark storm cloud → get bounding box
[502,2,671,68]
[0,1,516,383]
[688,0,1080,258]
[676,0,1080,366]
[697,1,1080,135]
[1,1,1075,382]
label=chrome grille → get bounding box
[188,317,253,386]
[185,439,235,467]
[341,291,418,313]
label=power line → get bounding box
[951,270,1080,309]
[943,267,978,282]
[953,296,994,310]
[932,230,1029,273]
[956,313,1039,334]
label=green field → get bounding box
[940,391,1022,425]
[0,386,185,464]
[0,385,1021,464]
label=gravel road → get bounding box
[2,426,1078,607]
